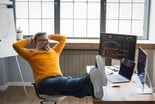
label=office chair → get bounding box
[32,83,66,104]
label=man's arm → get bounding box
[48,34,66,54]
[12,38,32,60]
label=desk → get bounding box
[86,66,155,104]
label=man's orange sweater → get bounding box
[13,35,66,85]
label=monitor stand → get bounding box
[136,71,153,94]
[105,57,112,66]
[136,87,153,94]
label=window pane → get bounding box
[42,0,54,1]
[16,2,28,18]
[74,0,87,2]
[106,0,147,39]
[74,20,86,37]
[106,20,118,33]
[61,3,73,18]
[120,4,132,19]
[132,21,143,36]
[29,0,40,1]
[86,0,100,2]
[42,19,54,34]
[74,3,86,19]
[107,3,119,19]
[120,0,132,2]
[29,19,41,35]
[16,0,29,1]
[61,0,73,1]
[87,20,100,37]
[107,0,119,2]
[42,2,54,18]
[88,3,100,19]
[29,2,41,18]
[132,3,144,19]
[133,0,144,2]
[119,20,131,34]
[60,20,73,37]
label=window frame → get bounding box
[13,0,150,40]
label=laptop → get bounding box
[107,58,135,83]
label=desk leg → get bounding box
[15,56,27,96]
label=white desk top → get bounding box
[86,65,155,101]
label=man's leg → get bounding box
[38,65,106,99]
[89,67,105,99]
[95,55,107,86]
[37,75,93,98]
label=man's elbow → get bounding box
[12,43,19,51]
[12,43,16,49]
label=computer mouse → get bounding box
[111,84,120,87]
[108,72,114,75]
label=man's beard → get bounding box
[37,45,50,51]
[43,45,50,51]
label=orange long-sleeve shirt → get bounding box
[13,34,66,84]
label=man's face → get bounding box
[36,34,50,50]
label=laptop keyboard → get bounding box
[107,74,129,83]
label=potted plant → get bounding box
[16,27,23,40]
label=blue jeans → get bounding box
[37,74,93,98]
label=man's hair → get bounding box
[34,32,46,43]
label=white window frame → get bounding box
[14,0,150,40]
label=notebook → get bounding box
[107,58,135,83]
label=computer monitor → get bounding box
[136,47,153,94]
[137,48,146,85]
[99,33,137,61]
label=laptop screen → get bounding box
[119,58,135,79]
[137,48,147,84]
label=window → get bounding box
[15,0,150,40]
[15,0,55,35]
[106,0,150,40]
[60,0,100,38]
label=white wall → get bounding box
[149,0,155,41]
[148,0,155,90]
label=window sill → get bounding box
[23,37,155,50]
[64,39,155,50]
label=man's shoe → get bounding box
[95,55,107,86]
[89,68,104,99]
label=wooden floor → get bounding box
[0,86,93,104]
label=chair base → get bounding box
[39,95,66,104]
[32,83,66,104]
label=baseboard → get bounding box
[0,83,9,91]
[0,82,32,91]
[8,82,32,86]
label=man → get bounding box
[13,32,107,99]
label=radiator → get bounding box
[60,49,155,84]
[60,49,98,77]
